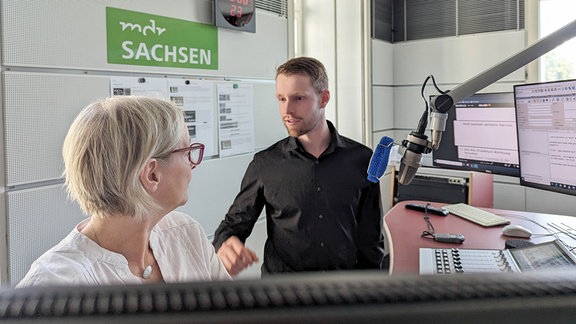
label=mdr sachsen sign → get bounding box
[106,7,218,69]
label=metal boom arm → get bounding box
[431,19,576,113]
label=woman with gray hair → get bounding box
[17,96,230,287]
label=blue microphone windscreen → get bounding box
[367,136,394,183]
[377,136,394,147]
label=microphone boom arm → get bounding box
[431,18,576,113]
[398,18,576,185]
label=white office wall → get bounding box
[525,188,576,215]
[493,178,525,212]
[298,0,337,125]
[298,0,368,143]
[334,0,366,142]
[372,39,394,133]
[0,0,288,285]
[392,31,526,85]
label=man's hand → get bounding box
[216,236,259,276]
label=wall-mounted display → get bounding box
[215,0,256,33]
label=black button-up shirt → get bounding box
[213,121,385,273]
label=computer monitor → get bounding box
[432,92,520,177]
[2,271,576,322]
[514,79,576,196]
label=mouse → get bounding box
[502,224,533,238]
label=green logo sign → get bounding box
[106,7,218,69]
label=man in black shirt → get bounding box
[213,57,386,275]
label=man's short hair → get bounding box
[276,56,329,94]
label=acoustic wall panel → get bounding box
[3,72,282,211]
[2,0,111,69]
[2,0,287,80]
[183,154,254,236]
[1,0,211,70]
[177,81,284,235]
[7,184,85,285]
[3,72,110,187]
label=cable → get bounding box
[421,204,436,240]
[498,212,576,252]
[420,75,448,113]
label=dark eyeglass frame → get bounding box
[171,143,205,168]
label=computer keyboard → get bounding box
[443,203,511,227]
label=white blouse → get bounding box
[16,211,231,287]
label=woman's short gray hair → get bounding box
[62,96,185,220]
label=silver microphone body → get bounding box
[397,133,431,185]
[429,111,448,150]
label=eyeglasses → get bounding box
[171,143,205,168]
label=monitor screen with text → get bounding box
[432,92,520,177]
[514,79,576,196]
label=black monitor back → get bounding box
[2,271,576,323]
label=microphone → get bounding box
[367,136,394,183]
[397,133,429,185]
[429,111,448,150]
[429,94,453,150]
[397,111,433,185]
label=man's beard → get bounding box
[284,118,316,137]
[285,125,306,137]
[283,111,324,137]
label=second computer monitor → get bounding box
[432,92,520,177]
[514,79,576,197]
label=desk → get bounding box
[384,200,576,274]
